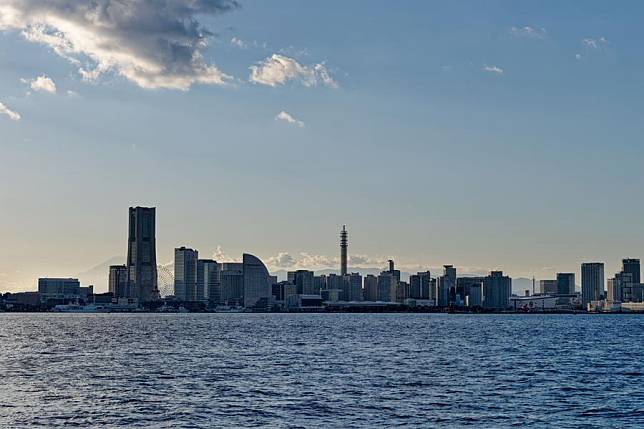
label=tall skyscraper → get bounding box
[622,258,640,284]
[220,263,244,306]
[174,247,198,301]
[344,272,363,301]
[108,264,129,299]
[581,262,604,306]
[340,225,348,276]
[126,207,159,302]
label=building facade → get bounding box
[482,271,511,309]
[174,247,198,301]
[581,262,604,306]
[108,264,129,299]
[38,278,80,304]
[126,207,159,302]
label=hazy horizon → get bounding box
[2,1,644,291]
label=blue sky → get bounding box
[1,0,644,291]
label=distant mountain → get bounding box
[77,256,124,293]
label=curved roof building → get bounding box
[242,253,271,309]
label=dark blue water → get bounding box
[0,313,642,428]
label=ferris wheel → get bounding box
[157,265,175,298]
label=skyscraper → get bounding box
[340,225,348,276]
[126,207,159,302]
[622,258,640,284]
[242,253,272,309]
[174,247,198,301]
[287,270,315,295]
[581,262,604,306]
[363,274,378,301]
[108,264,129,299]
[482,271,511,309]
[197,259,219,303]
[556,273,575,305]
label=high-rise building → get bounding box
[556,273,575,305]
[288,270,315,295]
[436,265,456,307]
[340,225,348,276]
[242,253,272,309]
[467,283,482,307]
[581,263,604,306]
[363,274,378,301]
[409,271,431,299]
[197,259,219,304]
[344,273,363,301]
[540,279,558,295]
[174,247,198,301]
[482,271,511,309]
[313,275,327,294]
[126,207,159,302]
[622,258,640,284]
[108,265,129,299]
[456,277,484,306]
[377,271,398,303]
[220,263,243,306]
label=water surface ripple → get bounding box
[0,313,642,428]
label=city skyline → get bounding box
[3,1,644,290]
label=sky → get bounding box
[1,0,644,292]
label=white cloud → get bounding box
[230,37,267,50]
[249,54,337,88]
[0,101,21,121]
[275,110,305,128]
[23,75,56,93]
[230,37,248,49]
[264,251,390,271]
[575,53,582,60]
[0,0,238,90]
[509,26,547,40]
[583,37,608,49]
[483,65,504,75]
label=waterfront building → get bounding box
[313,275,327,294]
[510,295,557,311]
[377,271,398,303]
[174,247,198,301]
[220,263,244,306]
[581,262,604,306]
[38,278,80,304]
[108,265,129,299]
[242,253,272,309]
[467,283,482,307]
[457,277,484,307]
[540,279,558,295]
[326,274,344,292]
[363,274,378,301]
[482,271,511,309]
[410,271,431,299]
[288,270,315,295]
[556,273,575,305]
[126,207,159,302]
[622,258,640,284]
[197,259,219,303]
[344,273,363,301]
[436,265,456,307]
[397,281,410,302]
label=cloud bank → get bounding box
[275,110,304,128]
[0,102,21,120]
[249,54,337,88]
[0,0,239,90]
